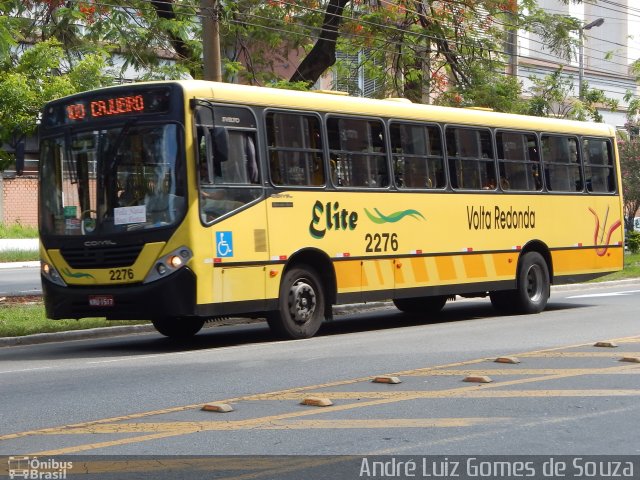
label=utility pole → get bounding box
[505,1,518,78]
[201,0,222,81]
[578,17,604,99]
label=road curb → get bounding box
[1,282,638,348]
[0,302,391,348]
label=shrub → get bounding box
[627,230,640,254]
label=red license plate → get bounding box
[88,295,114,307]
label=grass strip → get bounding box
[0,300,148,338]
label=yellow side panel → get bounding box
[462,254,488,279]
[493,253,518,278]
[362,259,395,291]
[214,267,266,303]
[552,247,623,276]
[334,260,361,293]
[435,256,456,281]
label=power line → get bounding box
[8,0,639,101]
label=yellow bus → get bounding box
[38,80,624,339]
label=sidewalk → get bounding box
[0,238,38,251]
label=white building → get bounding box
[520,0,639,127]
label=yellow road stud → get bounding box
[372,376,402,384]
[201,403,234,413]
[301,397,333,407]
[494,356,520,364]
[620,356,640,363]
[463,375,493,383]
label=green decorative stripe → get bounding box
[62,268,95,279]
[364,208,425,224]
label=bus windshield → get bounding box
[39,123,186,236]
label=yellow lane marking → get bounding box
[237,388,640,401]
[37,418,506,435]
[7,335,640,456]
[0,357,494,443]
[408,367,640,376]
[258,418,504,429]
[30,362,640,456]
[518,352,640,358]
[463,389,640,398]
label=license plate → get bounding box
[88,295,114,307]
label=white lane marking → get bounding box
[566,289,640,299]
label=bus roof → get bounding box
[60,80,617,137]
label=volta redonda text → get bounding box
[467,205,536,230]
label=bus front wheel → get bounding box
[152,316,205,338]
[267,265,325,339]
[490,252,550,314]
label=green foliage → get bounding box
[524,68,617,122]
[618,92,640,232]
[437,65,525,113]
[627,231,640,255]
[267,80,312,91]
[0,221,38,238]
[0,39,109,170]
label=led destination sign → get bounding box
[66,94,145,120]
[43,88,173,128]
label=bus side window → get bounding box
[542,135,583,192]
[446,127,495,190]
[390,122,444,189]
[584,138,615,193]
[266,112,325,187]
[214,131,259,185]
[328,117,389,188]
[496,131,542,191]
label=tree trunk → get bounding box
[289,0,350,86]
[150,0,196,72]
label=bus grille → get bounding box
[61,244,143,268]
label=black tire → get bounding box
[267,264,325,339]
[491,252,550,314]
[392,295,447,314]
[489,290,516,313]
[152,316,205,338]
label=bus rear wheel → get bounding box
[152,316,205,338]
[392,295,447,314]
[267,265,325,339]
[490,252,550,314]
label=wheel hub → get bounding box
[288,281,316,324]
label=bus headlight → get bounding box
[41,261,66,287]
[143,247,192,284]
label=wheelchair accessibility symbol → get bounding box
[216,231,234,258]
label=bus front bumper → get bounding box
[42,267,196,321]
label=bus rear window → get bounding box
[583,138,616,193]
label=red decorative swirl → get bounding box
[588,207,622,256]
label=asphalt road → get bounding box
[1,280,640,479]
[0,264,40,296]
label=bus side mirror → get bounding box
[15,142,25,176]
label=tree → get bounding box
[0,39,107,170]
[618,93,640,232]
[523,68,618,122]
